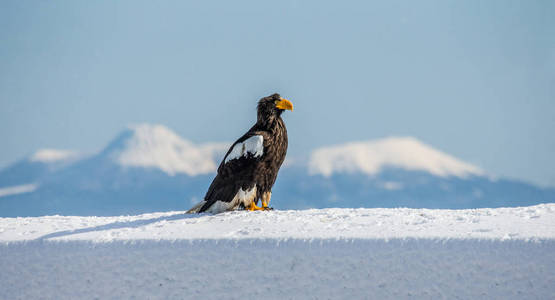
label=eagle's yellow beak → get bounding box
[276,98,294,111]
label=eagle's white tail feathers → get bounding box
[186,200,207,214]
[187,186,257,214]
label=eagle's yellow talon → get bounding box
[260,191,273,210]
[247,202,264,211]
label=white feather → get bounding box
[224,135,264,164]
[188,186,258,214]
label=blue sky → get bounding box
[1,1,554,187]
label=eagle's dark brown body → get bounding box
[188,93,292,213]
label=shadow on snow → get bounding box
[34,212,210,241]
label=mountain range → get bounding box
[1,124,553,217]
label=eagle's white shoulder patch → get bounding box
[224,135,264,164]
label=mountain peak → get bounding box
[104,123,227,176]
[309,137,484,178]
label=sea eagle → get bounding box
[188,93,293,213]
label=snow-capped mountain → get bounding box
[0,124,553,217]
[104,124,228,176]
[0,124,227,216]
[308,137,484,178]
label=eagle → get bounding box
[188,93,293,213]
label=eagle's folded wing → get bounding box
[194,131,271,213]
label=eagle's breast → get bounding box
[258,120,288,191]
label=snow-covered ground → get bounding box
[2,204,555,242]
[1,205,554,299]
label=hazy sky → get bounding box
[1,1,554,187]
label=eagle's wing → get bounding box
[197,130,272,213]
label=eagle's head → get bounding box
[257,93,293,124]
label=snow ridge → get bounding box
[309,137,484,178]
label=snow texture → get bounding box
[2,204,554,242]
[309,137,484,178]
[1,205,554,299]
[224,135,264,164]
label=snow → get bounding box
[1,205,553,299]
[309,137,485,178]
[112,124,223,176]
[224,135,264,164]
[30,149,79,163]
[2,204,554,242]
[0,183,38,198]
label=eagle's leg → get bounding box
[247,201,264,211]
[261,191,273,210]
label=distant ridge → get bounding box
[0,124,553,216]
